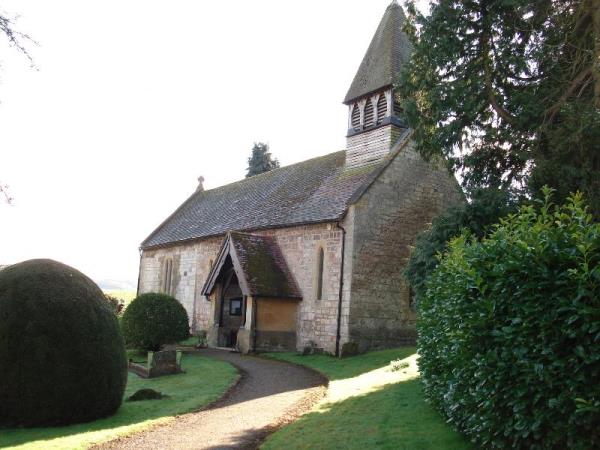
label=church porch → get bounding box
[202,232,302,354]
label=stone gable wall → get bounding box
[347,140,463,351]
[138,236,223,330]
[138,222,347,353]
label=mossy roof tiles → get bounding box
[141,150,384,249]
[201,232,301,299]
[343,1,412,103]
[233,232,301,298]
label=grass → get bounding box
[0,353,238,450]
[178,335,200,347]
[262,348,473,450]
[126,348,148,363]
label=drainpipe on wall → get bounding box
[335,222,347,358]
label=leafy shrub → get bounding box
[405,187,518,302]
[418,189,600,449]
[0,259,127,427]
[104,293,125,316]
[121,293,189,351]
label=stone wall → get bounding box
[138,236,223,330]
[347,140,463,351]
[138,222,347,353]
[250,223,345,353]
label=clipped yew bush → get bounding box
[0,259,127,427]
[121,293,189,351]
[418,190,600,450]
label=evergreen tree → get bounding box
[401,0,600,217]
[245,142,280,178]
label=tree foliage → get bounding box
[404,187,518,301]
[401,0,600,217]
[104,293,125,316]
[418,189,600,449]
[121,293,189,352]
[246,142,280,178]
[0,259,127,427]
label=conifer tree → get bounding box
[245,142,280,178]
[401,0,600,217]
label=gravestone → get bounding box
[128,350,183,379]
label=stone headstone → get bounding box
[128,350,183,378]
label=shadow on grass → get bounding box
[0,354,238,450]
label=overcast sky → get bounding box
[0,0,427,288]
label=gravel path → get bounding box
[95,349,326,450]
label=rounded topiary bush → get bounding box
[121,293,189,351]
[418,190,600,450]
[0,259,127,427]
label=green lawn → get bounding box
[0,353,238,450]
[178,335,200,347]
[262,348,473,450]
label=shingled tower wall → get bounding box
[344,1,411,169]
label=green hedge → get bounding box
[121,293,189,351]
[0,259,127,427]
[405,187,517,301]
[418,190,600,449]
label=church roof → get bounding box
[141,148,397,249]
[201,231,302,299]
[343,1,412,104]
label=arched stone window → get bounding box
[316,247,325,300]
[162,258,173,295]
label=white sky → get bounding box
[0,0,427,287]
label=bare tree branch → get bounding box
[0,10,36,66]
[0,182,13,204]
[1,8,36,203]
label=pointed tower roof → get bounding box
[344,1,412,104]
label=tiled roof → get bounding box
[201,232,302,299]
[343,1,412,103]
[231,232,301,298]
[141,150,384,249]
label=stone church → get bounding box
[138,1,462,356]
